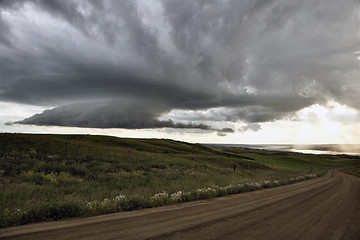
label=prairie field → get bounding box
[0,133,359,227]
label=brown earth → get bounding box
[1,170,359,240]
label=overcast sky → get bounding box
[0,0,359,143]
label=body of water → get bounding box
[289,148,360,156]
[207,144,360,156]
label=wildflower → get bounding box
[170,191,183,202]
[151,191,169,200]
[114,194,126,202]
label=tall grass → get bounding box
[0,133,355,227]
[0,173,321,227]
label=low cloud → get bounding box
[217,132,227,137]
[239,123,261,132]
[16,100,235,133]
[0,0,359,131]
[219,128,235,133]
[216,127,235,137]
[15,100,207,130]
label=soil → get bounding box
[1,170,359,240]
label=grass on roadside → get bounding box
[340,166,360,177]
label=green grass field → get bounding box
[1,133,359,227]
[214,146,356,172]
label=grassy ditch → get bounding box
[0,133,358,227]
[340,166,360,177]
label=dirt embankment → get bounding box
[1,170,359,240]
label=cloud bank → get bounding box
[0,0,359,133]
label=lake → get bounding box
[206,144,360,156]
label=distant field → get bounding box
[212,146,357,172]
[1,133,359,227]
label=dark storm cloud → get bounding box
[15,99,230,132]
[0,15,11,46]
[15,100,214,130]
[0,0,359,130]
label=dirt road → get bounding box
[1,170,359,240]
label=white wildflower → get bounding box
[170,191,183,202]
[114,194,126,202]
